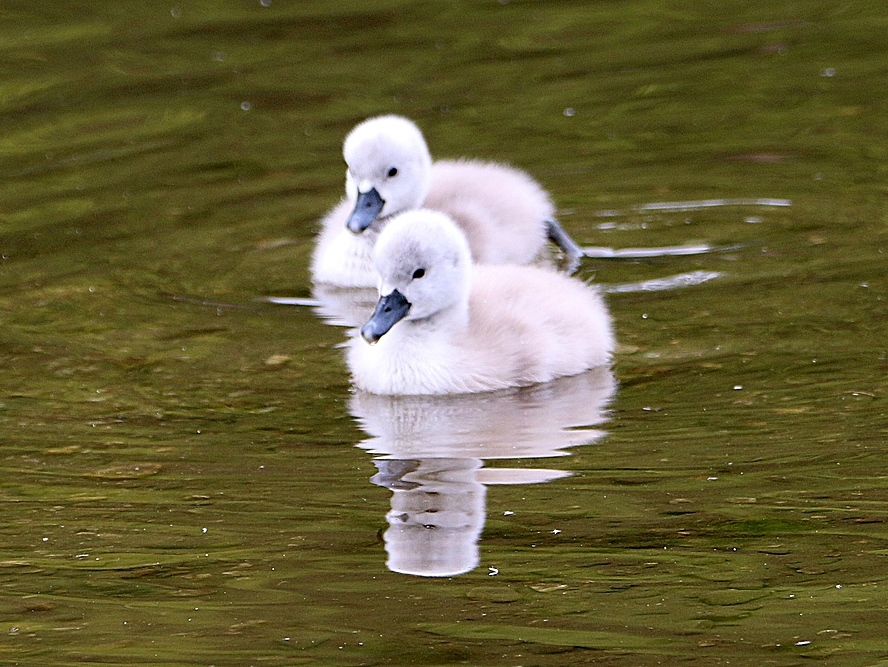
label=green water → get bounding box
[1,1,887,665]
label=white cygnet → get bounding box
[310,115,583,287]
[346,209,614,395]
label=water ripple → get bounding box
[604,270,723,294]
[596,198,792,217]
[583,243,740,259]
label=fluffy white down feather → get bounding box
[311,115,558,287]
[346,210,614,395]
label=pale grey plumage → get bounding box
[311,115,582,287]
[346,209,614,395]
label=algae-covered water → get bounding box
[1,1,886,665]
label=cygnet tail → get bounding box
[545,218,585,274]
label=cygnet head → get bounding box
[343,115,433,234]
[360,209,472,344]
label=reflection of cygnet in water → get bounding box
[351,366,615,460]
[350,367,616,577]
[371,458,487,578]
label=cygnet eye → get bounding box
[387,167,398,178]
[412,268,426,280]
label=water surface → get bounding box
[1,1,887,665]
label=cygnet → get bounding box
[346,209,614,395]
[311,115,584,287]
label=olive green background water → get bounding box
[1,1,887,665]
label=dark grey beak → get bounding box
[346,188,385,234]
[361,289,411,344]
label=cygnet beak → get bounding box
[346,187,385,233]
[361,289,411,344]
